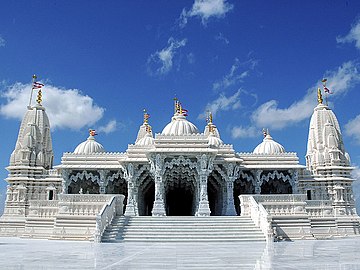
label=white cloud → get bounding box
[231,126,258,139]
[352,166,360,181]
[231,61,360,138]
[98,119,117,134]
[213,58,251,91]
[345,115,360,144]
[187,53,195,64]
[179,0,233,27]
[198,89,241,119]
[215,32,229,44]
[0,82,104,130]
[147,37,187,75]
[0,35,5,47]
[337,18,360,49]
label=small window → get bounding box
[48,190,54,200]
[307,190,312,200]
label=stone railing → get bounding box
[28,200,59,218]
[252,194,307,216]
[57,194,117,216]
[47,169,60,176]
[305,200,334,217]
[240,195,273,241]
[94,195,125,243]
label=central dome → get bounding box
[161,114,199,136]
[74,135,105,154]
[253,133,285,154]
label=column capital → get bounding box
[196,154,215,176]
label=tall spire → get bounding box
[10,77,53,169]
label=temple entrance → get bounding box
[138,177,155,216]
[166,187,194,216]
[164,176,196,216]
[208,175,223,216]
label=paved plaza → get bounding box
[1,237,360,269]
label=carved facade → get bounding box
[0,91,358,240]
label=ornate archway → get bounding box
[208,170,224,216]
[137,173,155,216]
[233,171,255,215]
[260,170,293,194]
[163,164,197,216]
[67,170,100,194]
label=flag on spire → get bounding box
[89,129,97,136]
[321,78,332,94]
[33,81,44,89]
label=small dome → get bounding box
[253,134,285,154]
[162,114,199,136]
[74,135,105,154]
[208,133,223,147]
[136,133,154,146]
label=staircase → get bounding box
[101,216,266,243]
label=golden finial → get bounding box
[143,109,150,124]
[209,112,213,123]
[32,74,37,80]
[36,89,42,105]
[145,124,152,133]
[317,88,323,104]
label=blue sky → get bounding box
[1,0,360,211]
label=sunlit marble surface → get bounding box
[1,237,360,269]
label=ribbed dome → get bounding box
[136,133,154,146]
[253,134,285,154]
[208,133,223,147]
[161,114,199,136]
[74,135,105,154]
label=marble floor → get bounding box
[1,237,360,269]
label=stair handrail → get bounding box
[94,194,125,243]
[248,196,274,242]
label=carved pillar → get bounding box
[124,163,138,216]
[151,154,166,216]
[61,169,70,194]
[99,170,109,194]
[224,177,236,215]
[254,169,262,194]
[195,154,213,216]
[224,163,239,216]
[288,169,299,194]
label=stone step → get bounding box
[105,226,260,232]
[101,215,266,243]
[103,237,265,243]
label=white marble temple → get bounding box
[1,237,360,269]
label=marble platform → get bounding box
[1,237,360,269]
